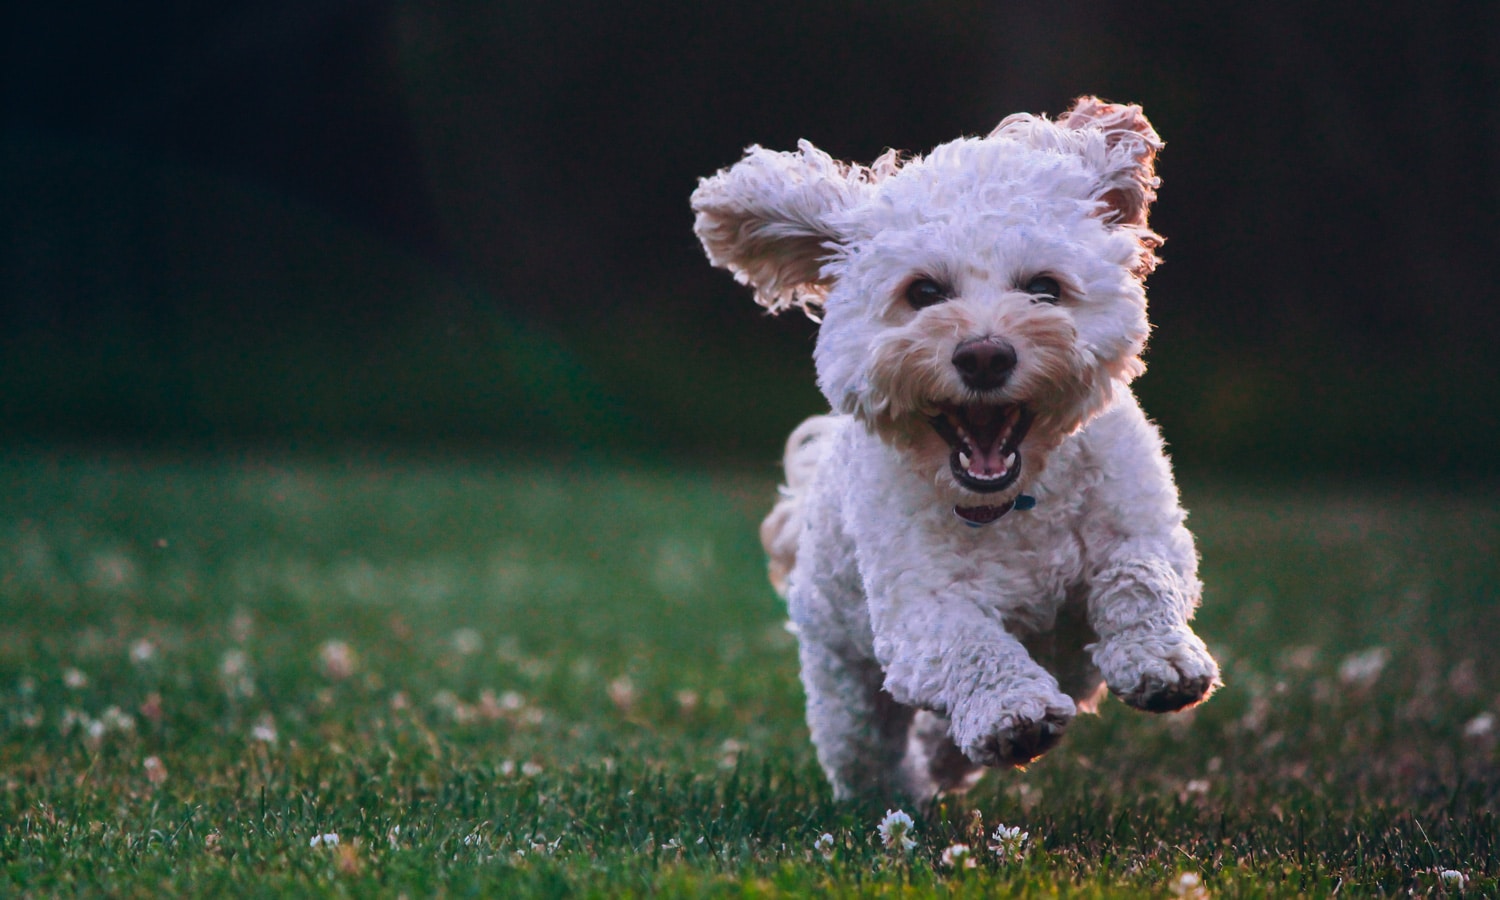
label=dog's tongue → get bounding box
[962,405,1012,477]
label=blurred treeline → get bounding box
[3,1,1497,477]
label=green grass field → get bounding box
[1,453,1496,897]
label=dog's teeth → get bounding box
[1005,452,1017,466]
[958,451,971,468]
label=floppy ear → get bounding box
[1055,96,1163,230]
[692,140,883,316]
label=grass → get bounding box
[0,452,1496,897]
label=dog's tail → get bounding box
[760,414,838,598]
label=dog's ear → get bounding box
[692,141,884,316]
[1056,96,1163,231]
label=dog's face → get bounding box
[693,98,1164,504]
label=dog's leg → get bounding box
[1075,396,1221,712]
[868,599,1078,770]
[1088,558,1220,712]
[797,638,916,801]
[936,630,1078,768]
[903,710,984,799]
[1023,593,1109,713]
[801,639,990,802]
[780,427,923,800]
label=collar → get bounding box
[954,493,1035,527]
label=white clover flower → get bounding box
[988,823,1029,861]
[143,755,168,785]
[940,843,977,869]
[309,833,340,848]
[1439,869,1467,890]
[130,639,157,664]
[1170,871,1209,899]
[450,628,484,656]
[1180,777,1211,802]
[877,809,916,852]
[317,640,358,681]
[813,832,835,859]
[607,677,636,712]
[1338,647,1389,688]
[219,650,255,698]
[100,706,136,733]
[1463,712,1494,739]
[63,668,89,690]
[220,649,249,678]
[250,714,278,744]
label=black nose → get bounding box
[952,338,1017,390]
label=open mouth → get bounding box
[928,403,1035,494]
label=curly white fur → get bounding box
[693,97,1220,803]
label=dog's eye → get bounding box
[1022,275,1062,302]
[904,278,951,310]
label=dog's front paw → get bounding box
[952,690,1076,768]
[1093,628,1220,712]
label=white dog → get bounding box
[691,97,1221,802]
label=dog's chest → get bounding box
[831,422,1111,639]
[843,466,1091,636]
[946,510,1087,634]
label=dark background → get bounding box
[4,1,1497,478]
